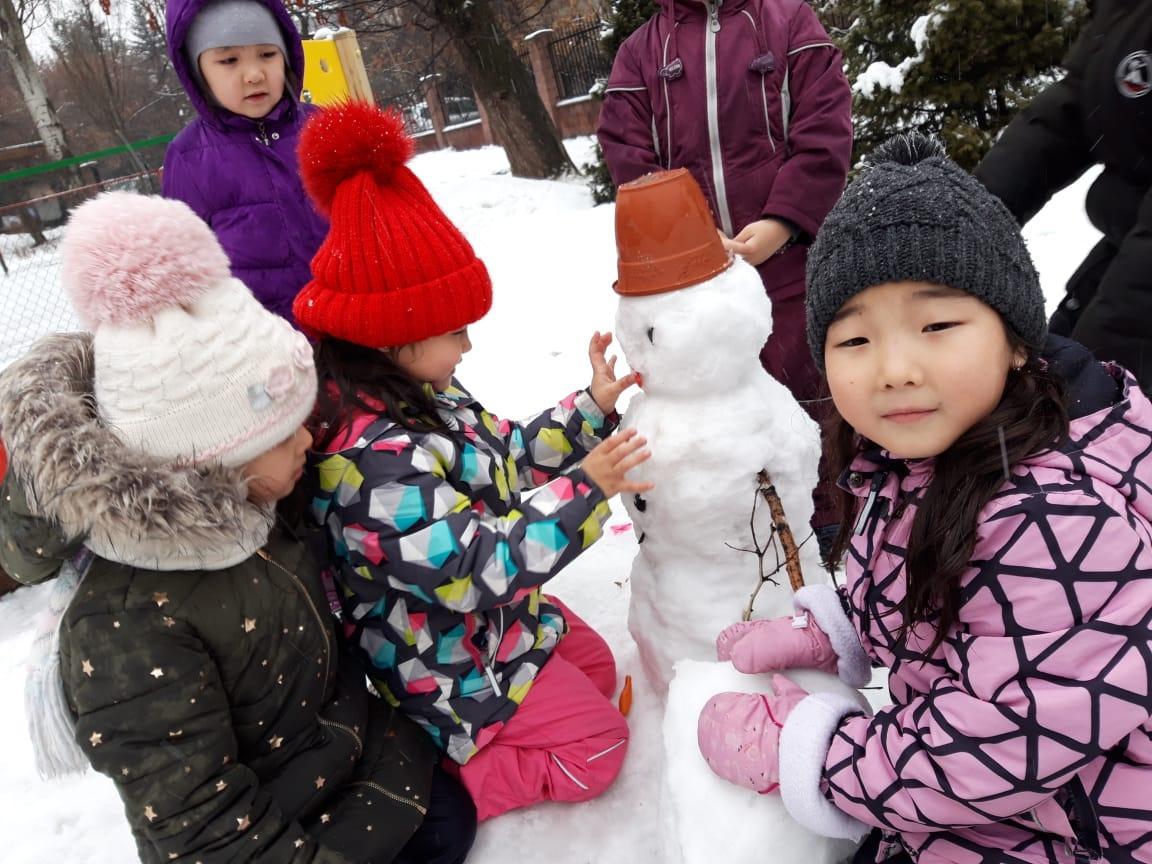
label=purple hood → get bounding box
[160,0,327,325]
[166,0,306,126]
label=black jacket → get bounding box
[976,0,1152,387]
[0,334,437,863]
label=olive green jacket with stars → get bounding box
[0,333,436,864]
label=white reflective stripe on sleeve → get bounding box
[586,738,627,763]
[787,42,835,55]
[551,753,590,790]
[781,65,792,143]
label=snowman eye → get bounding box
[646,326,655,345]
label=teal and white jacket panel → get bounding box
[311,382,616,764]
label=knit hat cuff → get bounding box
[198,371,316,466]
[297,258,493,347]
[806,224,1046,368]
[185,0,287,66]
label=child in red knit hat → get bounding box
[295,102,650,820]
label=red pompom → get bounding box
[298,101,413,215]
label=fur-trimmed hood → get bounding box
[0,332,272,570]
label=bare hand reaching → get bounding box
[589,331,640,415]
[582,428,654,498]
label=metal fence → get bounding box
[548,24,611,101]
[437,74,481,126]
[0,169,161,370]
[381,87,435,136]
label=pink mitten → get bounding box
[715,614,837,675]
[697,674,810,793]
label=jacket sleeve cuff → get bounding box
[779,692,870,841]
[575,388,618,435]
[761,201,820,241]
[794,584,871,688]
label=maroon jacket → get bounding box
[597,0,852,298]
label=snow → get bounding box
[853,13,937,97]
[0,137,1104,863]
[663,662,867,864]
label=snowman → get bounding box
[611,169,868,864]
[613,168,830,689]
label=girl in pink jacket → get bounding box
[697,133,1152,863]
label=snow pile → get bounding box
[662,661,867,864]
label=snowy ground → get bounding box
[0,137,1101,863]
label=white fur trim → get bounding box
[778,692,870,841]
[795,584,871,688]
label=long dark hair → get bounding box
[825,334,1070,653]
[312,338,447,452]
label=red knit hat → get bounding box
[293,102,492,347]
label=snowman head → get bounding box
[615,258,773,397]
[611,170,776,397]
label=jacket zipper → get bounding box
[255,120,270,146]
[853,473,886,536]
[660,31,673,169]
[704,0,734,237]
[348,780,428,817]
[256,547,332,699]
[484,608,505,697]
[318,717,363,755]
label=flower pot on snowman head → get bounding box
[611,167,824,688]
[613,168,732,297]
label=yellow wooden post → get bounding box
[301,29,374,106]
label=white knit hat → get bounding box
[60,191,316,468]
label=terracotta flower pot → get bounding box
[614,168,732,296]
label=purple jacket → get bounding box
[597,0,852,298]
[162,0,328,324]
[778,339,1152,863]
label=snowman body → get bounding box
[615,257,864,864]
[615,258,828,690]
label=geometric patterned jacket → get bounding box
[778,340,1152,863]
[310,382,615,764]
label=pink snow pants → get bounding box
[456,597,629,821]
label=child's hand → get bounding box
[582,428,653,498]
[726,218,794,267]
[589,331,639,415]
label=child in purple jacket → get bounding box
[162,0,328,325]
[697,134,1152,863]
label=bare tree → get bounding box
[0,0,74,164]
[313,0,575,179]
[49,0,155,185]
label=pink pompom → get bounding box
[60,191,232,328]
[298,101,413,215]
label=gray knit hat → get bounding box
[805,133,1046,368]
[185,0,286,70]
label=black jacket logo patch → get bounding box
[1116,51,1152,99]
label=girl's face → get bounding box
[824,281,1025,459]
[394,328,472,392]
[243,425,312,505]
[198,44,286,120]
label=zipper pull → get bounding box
[852,472,885,536]
[707,0,721,32]
[255,122,270,146]
[484,663,503,697]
